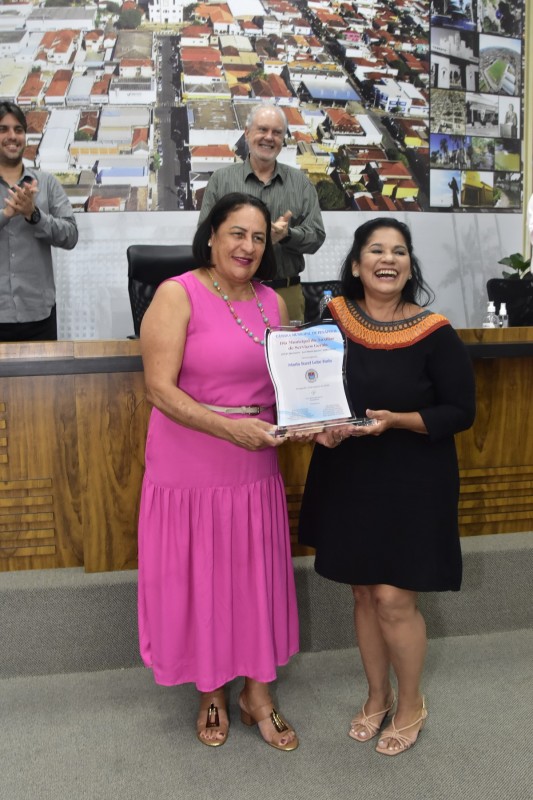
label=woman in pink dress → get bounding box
[138,193,299,750]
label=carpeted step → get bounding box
[1,533,532,679]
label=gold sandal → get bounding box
[239,692,298,752]
[196,692,229,747]
[375,697,427,756]
[349,690,396,742]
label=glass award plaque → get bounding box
[265,321,374,437]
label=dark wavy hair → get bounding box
[0,102,27,131]
[339,217,434,307]
[193,192,276,280]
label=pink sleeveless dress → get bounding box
[138,271,299,691]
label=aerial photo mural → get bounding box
[1,0,525,213]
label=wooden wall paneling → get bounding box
[278,440,315,556]
[73,340,144,358]
[0,341,74,361]
[0,374,82,572]
[456,352,533,536]
[76,371,149,572]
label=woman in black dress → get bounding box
[299,218,475,755]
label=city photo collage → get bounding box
[429,0,524,210]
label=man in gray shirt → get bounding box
[0,102,78,341]
[198,103,325,321]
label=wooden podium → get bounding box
[454,327,533,536]
[1,328,533,573]
[0,341,147,573]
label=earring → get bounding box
[408,274,412,280]
[208,240,212,247]
[352,270,359,278]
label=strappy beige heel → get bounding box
[375,697,427,756]
[349,690,396,742]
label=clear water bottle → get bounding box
[318,289,333,318]
[498,302,509,328]
[482,301,499,328]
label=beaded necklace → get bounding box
[206,268,269,345]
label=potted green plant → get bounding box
[487,251,533,326]
[498,252,531,279]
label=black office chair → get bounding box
[486,278,533,327]
[127,244,201,336]
[302,280,343,322]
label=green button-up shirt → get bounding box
[198,157,326,280]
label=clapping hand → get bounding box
[3,178,38,219]
[271,210,292,244]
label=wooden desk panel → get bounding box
[0,373,83,570]
[278,440,315,557]
[0,341,146,572]
[455,330,533,535]
[76,372,148,572]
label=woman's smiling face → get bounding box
[209,204,267,285]
[353,226,411,300]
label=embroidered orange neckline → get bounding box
[329,297,449,350]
